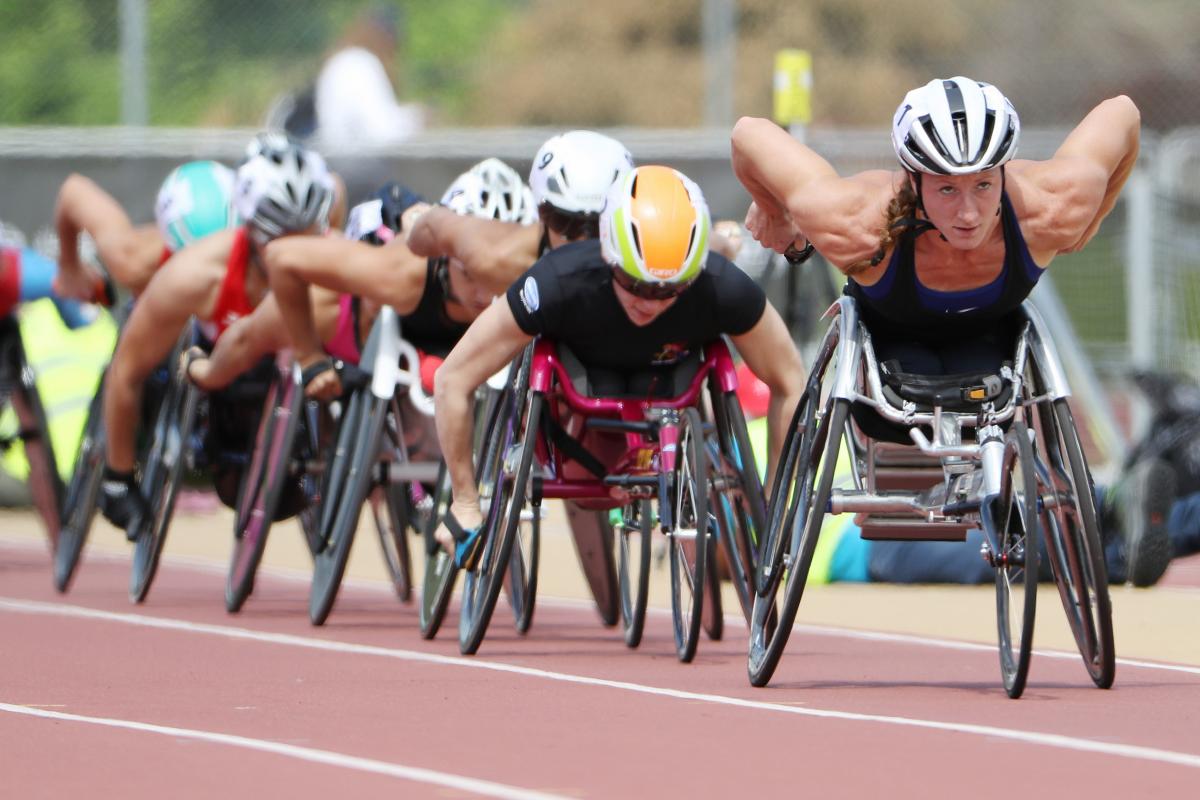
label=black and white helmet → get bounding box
[235,141,333,246]
[891,77,1020,175]
[529,130,634,215]
[442,159,536,224]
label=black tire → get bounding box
[994,420,1040,699]
[53,376,106,593]
[6,331,64,555]
[565,502,620,628]
[129,359,199,604]
[504,499,540,634]
[226,362,302,613]
[1035,398,1115,689]
[418,462,458,639]
[614,500,652,647]
[370,479,413,603]
[309,390,387,625]
[707,388,765,627]
[459,390,542,655]
[748,389,847,687]
[668,407,709,663]
[701,534,724,641]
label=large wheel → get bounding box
[1034,397,1115,688]
[226,361,302,613]
[993,420,1040,699]
[748,386,848,687]
[458,389,542,655]
[129,358,199,604]
[614,500,652,647]
[668,407,709,663]
[418,462,459,639]
[309,389,387,625]
[565,502,620,628]
[707,387,765,627]
[53,376,106,593]
[6,330,64,555]
[504,497,540,634]
[370,481,414,603]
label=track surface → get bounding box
[3,508,1198,799]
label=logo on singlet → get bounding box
[651,342,688,366]
[519,276,540,313]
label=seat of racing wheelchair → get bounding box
[878,360,1012,412]
[556,344,704,400]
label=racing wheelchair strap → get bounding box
[543,415,609,480]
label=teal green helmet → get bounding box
[154,160,238,253]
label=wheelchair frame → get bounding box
[750,296,1114,698]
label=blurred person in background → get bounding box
[314,4,424,149]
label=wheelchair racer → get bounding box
[99,140,335,532]
[432,165,805,567]
[732,76,1138,379]
[254,157,537,404]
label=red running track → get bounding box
[2,540,1199,799]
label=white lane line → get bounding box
[3,597,1199,770]
[0,703,569,800]
[3,535,1197,677]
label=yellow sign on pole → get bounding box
[773,49,813,126]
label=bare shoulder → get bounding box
[149,228,236,315]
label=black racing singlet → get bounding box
[399,258,471,358]
[846,191,1045,339]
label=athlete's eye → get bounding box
[976,181,993,191]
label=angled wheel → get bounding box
[5,326,65,555]
[748,383,847,687]
[53,376,106,592]
[458,388,541,655]
[418,461,459,639]
[668,407,709,663]
[370,481,414,603]
[1034,397,1114,688]
[504,498,540,634]
[129,350,200,604]
[993,420,1040,699]
[614,500,652,647]
[708,387,766,627]
[701,534,724,641]
[309,388,387,625]
[226,360,302,612]
[565,502,620,628]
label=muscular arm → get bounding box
[1024,96,1141,255]
[407,207,539,294]
[103,236,227,471]
[264,235,426,368]
[54,173,163,294]
[730,116,894,269]
[187,294,291,391]
[728,303,806,489]
[434,301,533,524]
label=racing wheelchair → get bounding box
[749,296,1114,698]
[449,335,765,661]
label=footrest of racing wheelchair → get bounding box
[858,516,969,542]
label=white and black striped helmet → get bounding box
[235,141,333,246]
[891,77,1020,175]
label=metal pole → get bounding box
[120,0,149,125]
[702,0,735,127]
[1125,168,1155,369]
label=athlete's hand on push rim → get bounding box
[298,351,343,401]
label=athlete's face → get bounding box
[918,169,1003,250]
[611,280,679,327]
[445,258,492,316]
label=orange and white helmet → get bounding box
[600,165,711,297]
